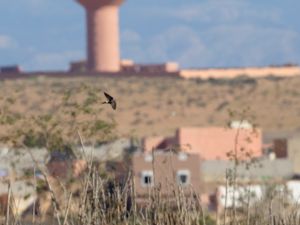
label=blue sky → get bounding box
[0,0,299,71]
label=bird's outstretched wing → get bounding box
[104,92,114,101]
[111,100,117,110]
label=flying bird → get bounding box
[102,92,116,110]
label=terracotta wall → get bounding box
[180,66,300,79]
[176,127,262,160]
[142,127,262,160]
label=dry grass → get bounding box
[3,160,300,225]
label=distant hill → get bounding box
[1,75,299,139]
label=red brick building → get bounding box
[131,151,202,198]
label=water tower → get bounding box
[76,0,124,72]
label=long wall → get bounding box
[180,66,300,79]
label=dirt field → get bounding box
[1,74,300,139]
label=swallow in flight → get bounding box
[102,92,116,110]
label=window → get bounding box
[177,170,190,186]
[141,170,154,187]
[144,175,152,184]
